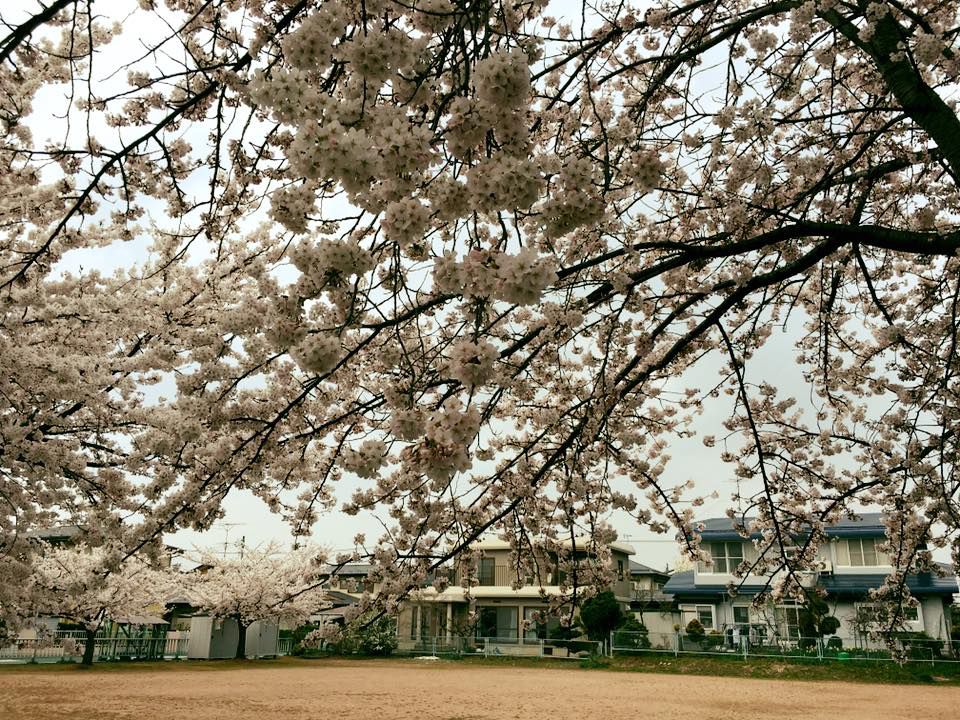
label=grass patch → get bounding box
[601,653,960,685]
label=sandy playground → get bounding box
[1,658,959,720]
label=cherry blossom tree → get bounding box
[186,543,329,658]
[25,545,170,665]
[2,0,960,625]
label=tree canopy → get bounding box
[2,0,960,625]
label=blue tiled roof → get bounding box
[662,569,958,599]
[696,513,888,542]
[819,572,958,597]
[662,571,769,599]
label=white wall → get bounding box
[187,616,278,659]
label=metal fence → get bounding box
[0,636,190,664]
[395,635,603,659]
[610,630,958,665]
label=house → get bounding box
[394,538,636,651]
[321,563,381,596]
[306,589,358,625]
[626,560,675,634]
[661,514,958,650]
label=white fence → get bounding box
[0,636,190,664]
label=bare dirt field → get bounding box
[2,658,959,720]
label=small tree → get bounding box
[614,614,651,650]
[578,591,623,642]
[685,618,706,643]
[27,546,169,665]
[188,544,329,659]
[798,593,841,650]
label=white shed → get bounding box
[187,617,279,659]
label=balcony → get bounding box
[479,565,530,586]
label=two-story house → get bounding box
[627,560,675,633]
[661,514,957,649]
[395,537,636,650]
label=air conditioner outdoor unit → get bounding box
[819,561,834,575]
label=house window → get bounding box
[855,603,920,626]
[777,603,802,640]
[680,604,715,629]
[733,606,750,627]
[836,538,888,566]
[409,607,419,640]
[706,541,744,573]
[617,560,625,581]
[478,606,519,640]
[523,607,557,640]
[479,557,496,585]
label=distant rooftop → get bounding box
[695,513,889,541]
[24,525,82,541]
[322,563,375,576]
[663,568,958,599]
[629,560,670,576]
[472,537,635,556]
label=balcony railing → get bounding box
[478,565,523,586]
[434,564,606,588]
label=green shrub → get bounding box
[895,631,944,659]
[548,622,579,641]
[685,618,706,642]
[561,639,600,654]
[579,591,624,641]
[826,636,843,651]
[336,615,398,656]
[703,630,725,649]
[290,622,321,656]
[614,616,651,649]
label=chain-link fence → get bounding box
[395,635,603,659]
[610,629,958,664]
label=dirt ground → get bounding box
[1,659,959,720]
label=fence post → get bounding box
[742,635,748,660]
[674,631,679,657]
[817,638,823,662]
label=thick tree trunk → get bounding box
[82,628,96,666]
[235,618,248,660]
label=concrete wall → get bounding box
[633,608,679,636]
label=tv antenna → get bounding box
[213,522,246,558]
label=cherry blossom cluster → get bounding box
[291,333,342,375]
[434,248,558,305]
[446,338,499,389]
[340,439,389,479]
